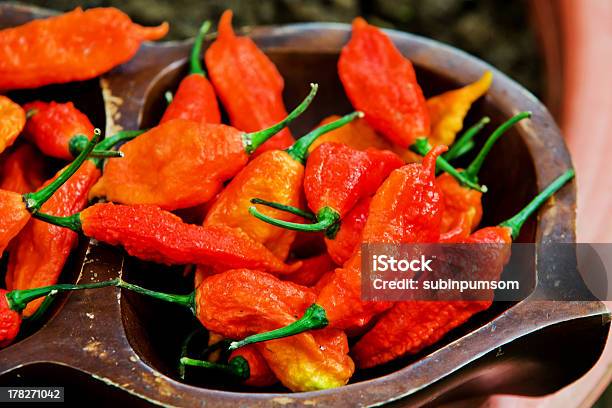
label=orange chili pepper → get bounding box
[324,195,371,265]
[283,253,337,287]
[0,144,46,194]
[205,10,294,155]
[0,8,168,90]
[90,85,317,210]
[0,96,25,154]
[229,345,277,387]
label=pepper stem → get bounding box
[32,212,82,232]
[244,83,319,154]
[23,129,101,212]
[443,116,490,162]
[116,280,196,315]
[463,112,532,182]
[68,134,124,158]
[249,205,341,239]
[228,304,328,350]
[500,169,575,240]
[165,91,174,105]
[287,111,364,164]
[190,21,211,75]
[5,279,119,313]
[411,138,487,192]
[250,198,316,221]
[180,356,250,380]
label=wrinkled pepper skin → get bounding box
[0,96,26,154]
[205,10,293,155]
[316,146,446,331]
[90,120,248,210]
[257,328,354,391]
[325,196,371,265]
[0,8,168,90]
[438,172,482,237]
[338,18,429,148]
[0,190,31,254]
[284,253,337,287]
[0,144,46,194]
[229,345,277,387]
[308,115,419,163]
[0,289,21,348]
[160,74,221,125]
[23,101,94,160]
[204,150,303,260]
[6,161,100,315]
[352,226,511,368]
[305,142,403,218]
[427,71,492,146]
[79,203,299,274]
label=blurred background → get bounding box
[13,0,612,406]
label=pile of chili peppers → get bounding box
[0,9,575,393]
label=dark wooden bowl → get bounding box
[0,3,609,407]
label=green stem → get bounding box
[243,83,319,155]
[5,279,119,313]
[165,91,174,105]
[411,138,487,193]
[286,111,363,164]
[249,206,341,239]
[250,198,316,221]
[228,304,328,350]
[32,212,82,232]
[499,169,575,240]
[180,356,250,380]
[190,21,211,75]
[94,129,147,151]
[23,129,101,212]
[116,280,195,314]
[463,112,531,183]
[23,292,57,324]
[443,116,490,162]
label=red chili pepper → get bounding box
[283,253,337,287]
[22,101,95,160]
[338,18,429,148]
[90,84,317,210]
[0,144,46,194]
[229,146,447,349]
[352,170,574,368]
[0,96,25,154]
[1,279,118,347]
[205,10,294,155]
[0,8,168,90]
[229,345,277,386]
[160,21,221,125]
[250,142,403,238]
[324,196,371,265]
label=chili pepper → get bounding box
[283,253,337,287]
[90,84,318,210]
[230,346,277,386]
[338,18,429,148]
[229,146,447,350]
[205,10,294,155]
[204,113,362,260]
[0,144,46,194]
[0,131,100,256]
[5,130,143,314]
[324,196,371,265]
[113,269,353,390]
[1,279,118,347]
[250,142,403,238]
[352,169,574,367]
[160,21,221,125]
[308,115,419,163]
[0,8,168,90]
[33,203,300,274]
[0,96,25,154]
[427,71,493,147]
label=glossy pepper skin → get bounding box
[338,18,429,148]
[50,203,299,274]
[0,96,26,154]
[0,289,21,347]
[205,10,294,155]
[91,84,317,210]
[0,8,168,90]
[283,253,337,287]
[427,71,492,146]
[229,345,277,387]
[351,227,511,368]
[438,172,482,238]
[23,101,95,160]
[160,22,221,125]
[0,144,46,194]
[324,195,371,265]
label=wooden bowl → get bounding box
[0,4,609,406]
